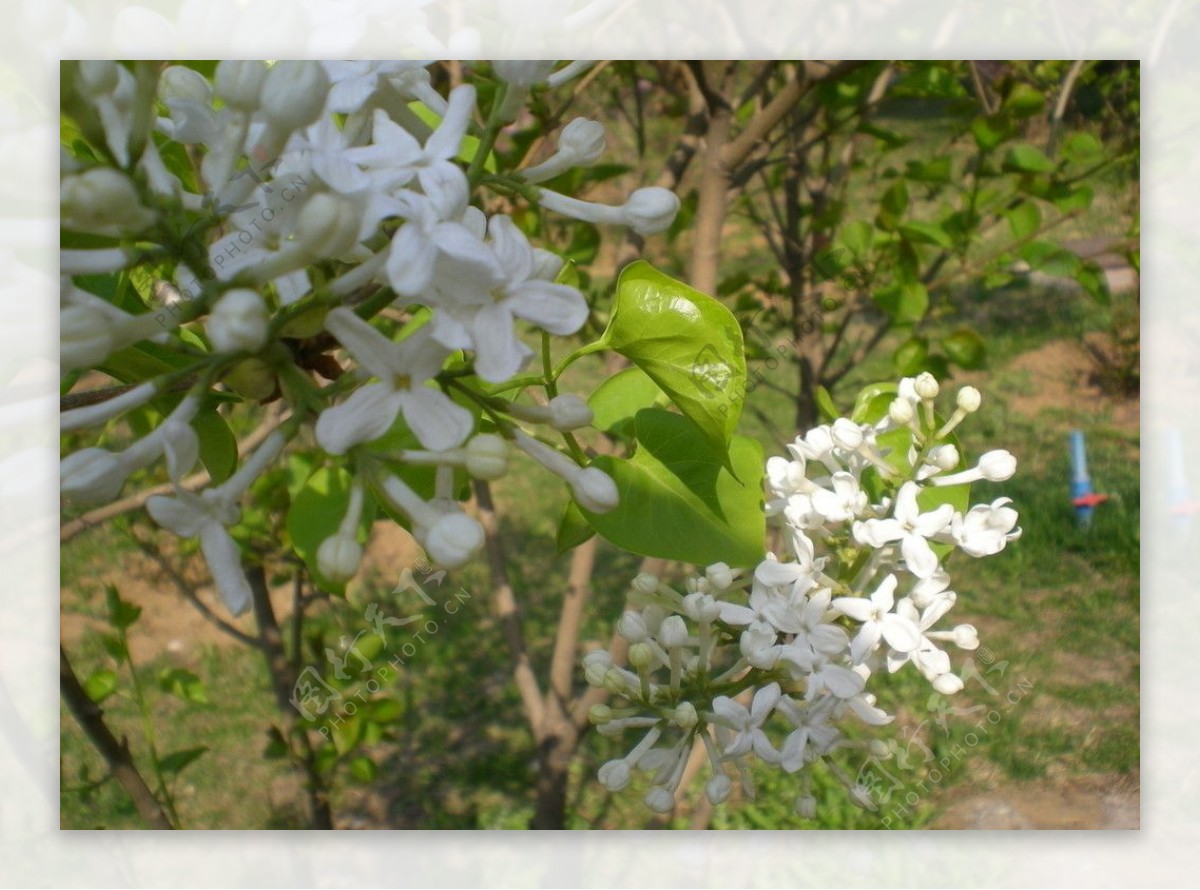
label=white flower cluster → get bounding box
[60,61,678,615]
[585,374,1020,817]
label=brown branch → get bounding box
[246,565,333,830]
[60,645,174,829]
[548,535,597,709]
[61,375,196,412]
[690,61,736,296]
[473,479,546,731]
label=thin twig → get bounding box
[60,645,174,829]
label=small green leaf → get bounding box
[1002,144,1056,174]
[347,755,377,783]
[192,410,238,485]
[877,180,909,230]
[286,466,356,595]
[898,221,954,250]
[556,500,596,553]
[1002,83,1046,118]
[872,281,928,324]
[1019,241,1081,277]
[105,585,141,630]
[1050,183,1094,214]
[942,329,987,369]
[158,667,208,704]
[588,365,664,437]
[581,409,765,567]
[840,221,874,259]
[971,115,1009,152]
[1005,201,1041,241]
[1074,262,1111,306]
[815,385,839,423]
[158,746,209,777]
[100,633,128,663]
[1062,131,1104,164]
[893,337,929,376]
[83,669,118,703]
[601,262,747,465]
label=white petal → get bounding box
[386,223,436,297]
[324,307,402,379]
[315,383,405,454]
[146,492,209,537]
[400,386,473,451]
[199,522,252,615]
[901,533,940,579]
[881,614,923,653]
[822,664,867,699]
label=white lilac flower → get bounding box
[951,497,1022,556]
[810,471,867,523]
[345,84,476,212]
[512,430,619,514]
[853,481,954,579]
[931,449,1018,486]
[423,214,589,383]
[315,307,472,453]
[535,186,681,236]
[832,574,923,664]
[711,682,782,760]
[384,190,498,300]
[774,695,842,772]
[377,473,484,569]
[146,431,285,615]
[322,61,443,115]
[887,593,964,692]
[519,117,607,183]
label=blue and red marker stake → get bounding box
[1069,430,1108,528]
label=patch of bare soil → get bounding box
[60,521,426,665]
[930,771,1139,829]
[1006,337,1139,434]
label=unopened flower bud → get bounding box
[603,668,631,695]
[796,794,818,819]
[869,739,891,758]
[621,187,681,235]
[951,623,979,650]
[659,615,689,649]
[644,787,676,813]
[160,65,213,105]
[61,304,115,371]
[493,61,557,86]
[260,61,330,131]
[914,372,939,400]
[849,784,877,810]
[77,60,119,97]
[215,60,268,111]
[296,192,360,259]
[465,434,509,479]
[929,444,960,472]
[206,289,269,354]
[547,394,593,431]
[597,759,631,791]
[632,572,660,595]
[978,449,1016,482]
[317,533,362,583]
[705,562,735,591]
[571,466,619,513]
[559,117,606,165]
[618,611,649,642]
[888,397,915,425]
[932,672,964,695]
[61,168,154,235]
[683,592,721,623]
[60,448,126,505]
[706,774,733,805]
[627,641,655,671]
[956,385,981,413]
[588,704,614,725]
[421,513,484,569]
[673,701,698,730]
[583,651,612,686]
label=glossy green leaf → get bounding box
[580,409,765,567]
[556,500,596,553]
[83,669,118,704]
[815,385,839,423]
[1062,131,1104,164]
[1003,144,1056,174]
[192,409,237,485]
[601,261,746,464]
[840,221,874,259]
[588,365,664,437]
[942,328,987,369]
[970,116,1009,152]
